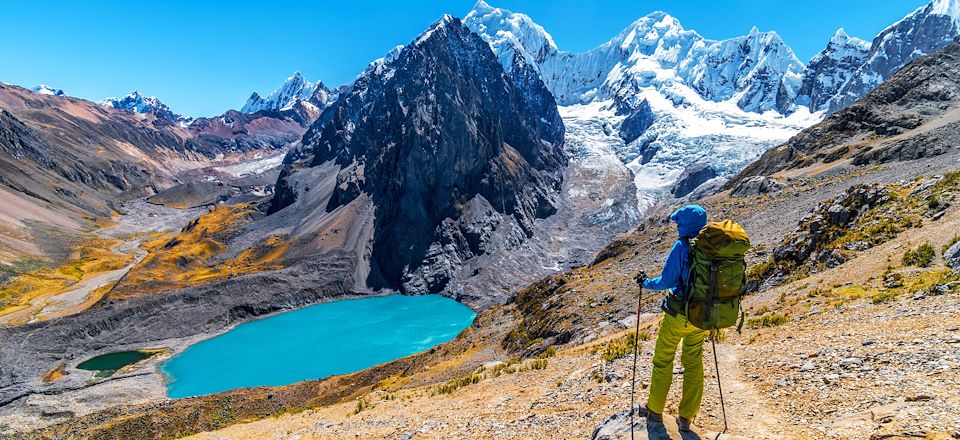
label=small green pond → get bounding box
[77,350,153,377]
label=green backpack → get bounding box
[683,220,750,332]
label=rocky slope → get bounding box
[17,141,959,440]
[0,81,312,321]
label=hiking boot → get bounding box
[636,405,663,422]
[676,416,693,432]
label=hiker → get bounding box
[633,204,709,432]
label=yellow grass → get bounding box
[41,364,68,383]
[111,204,292,299]
[0,236,133,315]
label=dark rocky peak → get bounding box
[270,15,565,293]
[619,99,655,145]
[794,28,871,112]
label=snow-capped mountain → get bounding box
[240,72,329,114]
[465,1,816,210]
[99,90,193,126]
[793,29,871,112]
[821,0,960,112]
[30,84,66,96]
[466,2,803,114]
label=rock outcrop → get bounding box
[730,176,786,198]
[670,162,718,198]
[946,240,960,271]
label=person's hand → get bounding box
[634,271,648,286]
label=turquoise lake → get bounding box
[160,294,475,398]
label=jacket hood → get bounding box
[671,205,707,238]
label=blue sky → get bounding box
[0,0,928,117]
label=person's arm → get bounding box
[642,241,684,291]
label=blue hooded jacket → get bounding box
[642,205,707,299]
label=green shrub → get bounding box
[435,372,484,395]
[933,170,960,191]
[871,290,900,304]
[746,312,789,328]
[522,359,548,371]
[600,331,649,363]
[943,235,960,254]
[903,242,936,268]
[537,346,556,359]
[746,259,776,282]
[491,359,520,377]
[353,397,369,414]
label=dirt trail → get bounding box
[706,343,798,440]
[593,328,802,440]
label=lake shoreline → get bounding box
[0,289,406,433]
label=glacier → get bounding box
[465,1,819,212]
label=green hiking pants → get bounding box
[647,312,709,420]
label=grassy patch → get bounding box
[435,372,484,395]
[491,359,520,377]
[746,312,790,328]
[353,397,369,415]
[903,242,936,268]
[827,285,870,307]
[871,290,900,304]
[521,358,548,372]
[943,235,960,254]
[933,170,960,191]
[41,364,68,383]
[598,331,649,363]
[0,236,134,312]
[110,204,289,298]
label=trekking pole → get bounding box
[629,285,643,440]
[711,333,728,440]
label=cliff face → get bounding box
[270,16,565,293]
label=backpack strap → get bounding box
[736,261,747,333]
[705,262,719,330]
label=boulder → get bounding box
[945,241,960,270]
[730,176,786,198]
[670,162,719,198]
[618,99,655,145]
